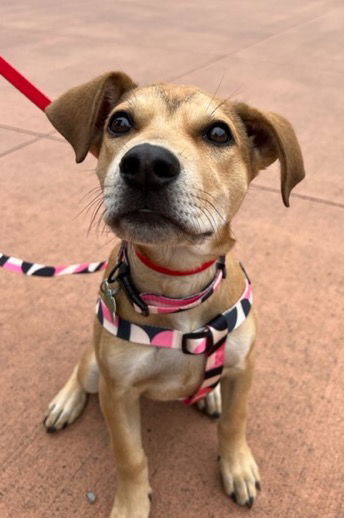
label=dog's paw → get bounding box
[220,443,260,508]
[43,384,87,433]
[110,489,151,518]
[197,384,221,417]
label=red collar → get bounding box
[134,247,217,276]
[102,242,226,316]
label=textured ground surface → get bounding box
[1,1,343,517]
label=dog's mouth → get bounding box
[106,207,213,244]
[120,209,178,228]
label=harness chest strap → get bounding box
[96,275,252,405]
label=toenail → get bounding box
[255,481,261,491]
[47,425,57,433]
[246,496,254,509]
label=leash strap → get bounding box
[0,56,51,111]
[0,58,105,278]
[0,253,107,277]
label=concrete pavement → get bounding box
[1,1,343,517]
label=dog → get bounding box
[43,71,305,518]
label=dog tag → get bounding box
[101,280,117,314]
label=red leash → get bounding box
[0,57,106,276]
[0,56,98,159]
[0,56,51,111]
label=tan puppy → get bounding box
[43,72,305,518]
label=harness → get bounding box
[96,242,252,405]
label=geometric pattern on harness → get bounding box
[96,273,252,405]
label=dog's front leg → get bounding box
[99,376,151,518]
[218,348,260,508]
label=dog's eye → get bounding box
[204,122,233,145]
[108,112,133,136]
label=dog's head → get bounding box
[46,72,304,248]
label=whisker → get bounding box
[209,84,245,117]
[74,193,105,221]
[182,199,217,236]
[197,203,217,234]
[206,71,226,112]
[191,187,217,203]
[87,199,105,235]
[96,208,107,235]
[78,186,102,203]
[193,194,225,223]
[78,182,113,204]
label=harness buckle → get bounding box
[182,328,213,355]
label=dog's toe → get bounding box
[43,385,87,432]
[220,444,260,508]
[197,384,221,418]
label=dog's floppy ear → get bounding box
[45,72,137,163]
[235,103,305,206]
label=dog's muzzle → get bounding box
[119,143,180,191]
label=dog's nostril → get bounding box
[154,158,176,179]
[121,155,139,177]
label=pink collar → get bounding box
[101,242,226,316]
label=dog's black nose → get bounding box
[119,144,180,190]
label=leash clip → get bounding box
[105,260,149,317]
[116,262,149,316]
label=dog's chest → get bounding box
[99,311,255,401]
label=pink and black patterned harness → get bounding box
[1,244,252,404]
[96,243,253,405]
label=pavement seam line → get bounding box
[0,123,50,138]
[3,5,341,60]
[227,6,343,59]
[168,54,228,82]
[251,184,344,209]
[0,123,65,141]
[170,6,342,83]
[0,136,42,158]
[0,134,66,159]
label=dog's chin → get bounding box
[107,210,211,245]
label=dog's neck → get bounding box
[127,242,221,298]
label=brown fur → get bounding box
[44,71,304,517]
